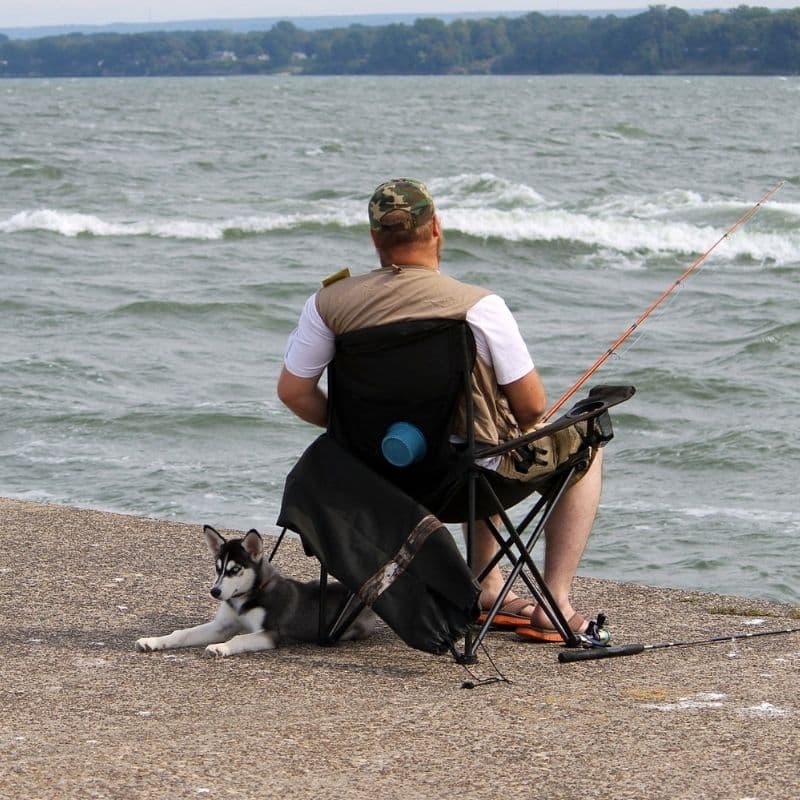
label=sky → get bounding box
[1,1,797,29]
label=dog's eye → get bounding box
[226,565,241,576]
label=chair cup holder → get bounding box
[566,399,606,418]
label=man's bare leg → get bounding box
[467,516,533,615]
[530,449,603,629]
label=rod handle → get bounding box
[559,644,645,663]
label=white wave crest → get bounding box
[432,174,799,264]
[0,208,226,239]
[0,208,355,240]
[4,178,797,265]
[442,205,799,264]
[438,173,800,265]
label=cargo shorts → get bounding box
[495,420,596,484]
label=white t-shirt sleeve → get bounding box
[466,294,534,385]
[283,293,335,378]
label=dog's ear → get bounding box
[203,525,225,557]
[242,529,263,562]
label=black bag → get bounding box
[277,434,480,655]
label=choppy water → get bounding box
[1,75,798,603]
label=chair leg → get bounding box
[318,565,329,645]
[316,564,369,646]
[268,527,289,563]
[462,469,583,659]
[327,595,367,643]
[457,469,479,665]
[491,472,582,647]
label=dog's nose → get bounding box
[210,586,221,599]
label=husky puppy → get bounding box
[136,525,376,657]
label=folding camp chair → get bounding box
[276,318,634,663]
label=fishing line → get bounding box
[610,280,684,361]
[558,625,800,663]
[544,180,785,420]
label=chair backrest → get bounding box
[327,318,476,508]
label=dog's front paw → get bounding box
[135,636,163,652]
[205,642,232,657]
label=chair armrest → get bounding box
[475,384,634,460]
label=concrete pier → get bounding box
[1,498,797,799]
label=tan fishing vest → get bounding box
[316,266,522,445]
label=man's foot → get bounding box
[515,612,611,644]
[477,593,535,629]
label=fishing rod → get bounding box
[559,624,800,663]
[544,180,785,421]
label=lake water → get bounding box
[1,74,798,604]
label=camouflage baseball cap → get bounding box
[368,178,435,231]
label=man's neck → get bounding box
[382,262,439,272]
[379,249,439,270]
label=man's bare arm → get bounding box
[277,367,328,428]
[500,368,547,430]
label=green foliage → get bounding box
[1,7,799,77]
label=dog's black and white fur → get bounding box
[136,525,376,657]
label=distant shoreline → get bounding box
[2,7,799,78]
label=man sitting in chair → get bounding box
[278,177,605,643]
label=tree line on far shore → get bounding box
[1,6,799,78]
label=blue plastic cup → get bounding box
[381,422,427,467]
